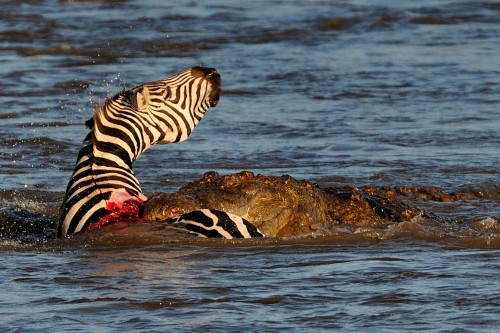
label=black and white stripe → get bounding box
[166,209,263,238]
[57,67,262,239]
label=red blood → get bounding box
[84,190,147,233]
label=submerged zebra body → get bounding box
[57,67,263,239]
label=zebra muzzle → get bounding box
[190,66,221,107]
[207,71,221,107]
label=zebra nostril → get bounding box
[209,86,221,107]
[208,71,221,88]
[205,69,221,107]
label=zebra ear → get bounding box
[135,87,150,112]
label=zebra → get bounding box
[56,66,263,239]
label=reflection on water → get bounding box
[0,0,499,331]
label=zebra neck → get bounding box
[90,112,154,171]
[77,132,143,197]
[92,139,137,170]
[91,133,149,170]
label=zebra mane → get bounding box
[110,89,134,103]
[84,117,94,129]
[84,89,137,130]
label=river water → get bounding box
[0,0,499,331]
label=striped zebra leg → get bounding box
[165,209,264,239]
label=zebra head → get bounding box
[91,67,221,167]
[128,66,221,145]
